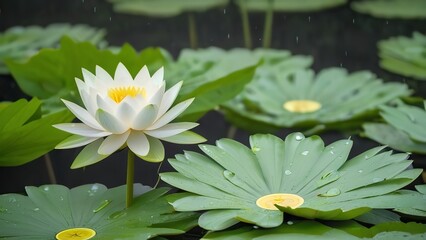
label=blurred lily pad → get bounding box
[378,32,426,81]
[236,0,347,12]
[161,132,424,231]
[0,184,198,240]
[0,23,107,74]
[223,67,410,133]
[351,0,426,19]
[0,98,73,166]
[108,0,229,17]
[363,101,426,154]
[202,220,426,239]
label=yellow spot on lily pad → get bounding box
[283,100,321,113]
[256,193,304,210]
[56,228,96,240]
[108,86,146,103]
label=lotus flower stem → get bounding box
[153,161,164,188]
[126,149,135,208]
[239,0,252,49]
[43,153,57,184]
[262,0,274,48]
[188,12,198,49]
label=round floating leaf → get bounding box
[0,23,107,74]
[161,133,424,230]
[224,66,410,133]
[378,32,426,81]
[202,220,426,239]
[351,0,426,19]
[363,102,426,154]
[109,0,229,17]
[236,0,347,12]
[0,184,198,240]
[0,98,74,166]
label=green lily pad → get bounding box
[202,220,426,239]
[236,0,347,12]
[378,32,426,81]
[0,98,74,166]
[0,23,107,74]
[363,101,426,154]
[161,132,424,230]
[0,184,198,240]
[224,67,410,133]
[109,0,229,17]
[351,0,426,19]
[7,40,258,121]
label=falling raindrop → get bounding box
[352,19,355,24]
[308,16,311,22]
[109,17,112,21]
[285,170,292,175]
[345,51,348,56]
[386,21,389,25]
[227,33,230,39]
[223,9,226,14]
[82,0,84,2]
[93,7,97,13]
[301,151,309,156]
[340,63,343,67]
[295,36,299,44]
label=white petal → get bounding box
[148,84,165,107]
[56,135,99,149]
[96,65,114,84]
[157,81,183,118]
[140,136,164,162]
[71,139,109,169]
[53,123,111,137]
[76,80,96,115]
[145,122,198,138]
[149,98,194,130]
[133,104,158,130]
[75,77,89,92]
[117,102,135,125]
[127,131,150,157]
[95,109,128,134]
[151,67,164,85]
[62,99,103,130]
[98,131,130,155]
[96,95,116,114]
[134,65,150,85]
[82,68,97,87]
[114,62,133,84]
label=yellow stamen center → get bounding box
[56,228,96,240]
[108,86,146,103]
[256,193,304,210]
[283,100,321,113]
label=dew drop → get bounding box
[318,188,341,197]
[223,170,235,178]
[33,208,40,211]
[287,221,294,225]
[373,177,384,183]
[253,226,259,229]
[59,196,64,201]
[108,210,127,219]
[294,134,304,141]
[43,186,50,191]
[285,170,292,175]
[93,200,111,213]
[252,147,261,152]
[301,151,309,156]
[0,208,8,213]
[330,151,335,155]
[358,170,363,173]
[8,198,16,203]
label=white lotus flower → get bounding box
[54,63,205,168]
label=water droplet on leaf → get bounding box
[319,188,341,197]
[301,151,309,156]
[285,170,292,175]
[93,200,111,213]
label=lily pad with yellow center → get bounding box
[223,67,411,133]
[161,133,426,231]
[0,184,198,240]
